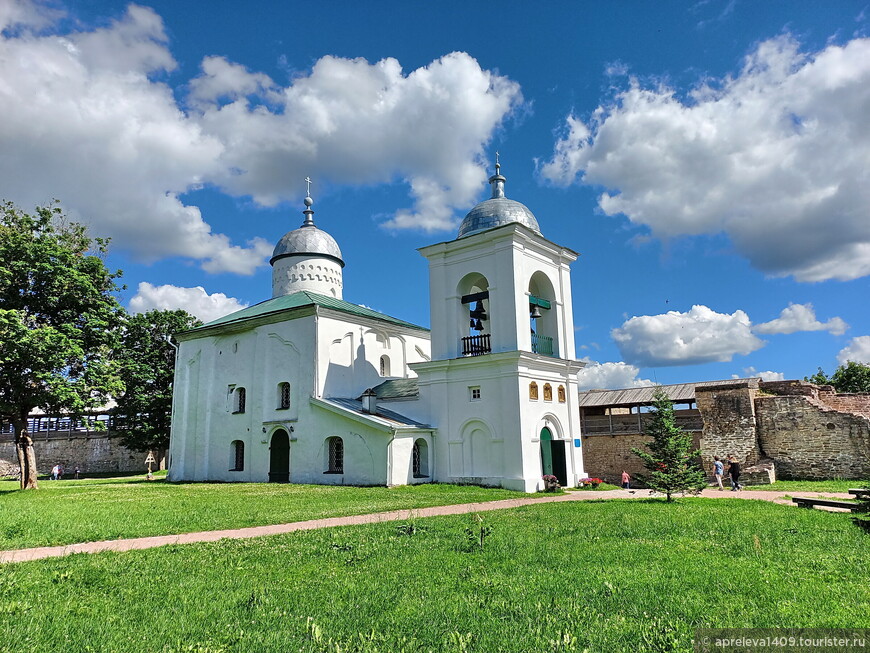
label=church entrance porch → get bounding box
[269,429,290,482]
[540,427,568,487]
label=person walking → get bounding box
[51,464,60,480]
[713,456,725,490]
[727,455,742,491]
[621,470,631,489]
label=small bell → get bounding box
[530,304,543,320]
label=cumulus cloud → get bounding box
[734,367,785,382]
[541,35,870,282]
[576,358,654,391]
[193,52,522,231]
[837,336,870,365]
[754,303,848,335]
[612,305,764,367]
[0,3,521,274]
[129,282,247,323]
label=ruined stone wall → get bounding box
[581,432,703,486]
[755,394,870,480]
[695,381,761,468]
[0,434,147,476]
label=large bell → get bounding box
[469,300,487,321]
[530,303,543,320]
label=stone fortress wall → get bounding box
[585,379,870,484]
[0,432,149,478]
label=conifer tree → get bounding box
[632,388,707,502]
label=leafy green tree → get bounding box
[632,388,707,502]
[113,309,201,460]
[806,362,870,393]
[0,201,123,489]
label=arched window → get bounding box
[326,437,344,474]
[529,382,539,400]
[233,387,246,413]
[412,439,429,478]
[277,382,291,410]
[543,383,553,402]
[558,385,566,403]
[380,355,391,377]
[230,440,244,471]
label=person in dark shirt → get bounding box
[727,455,742,491]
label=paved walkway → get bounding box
[0,488,854,564]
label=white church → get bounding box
[168,164,587,492]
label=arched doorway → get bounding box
[269,429,290,483]
[540,427,568,486]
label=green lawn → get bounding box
[0,499,866,653]
[0,476,525,549]
[760,479,866,493]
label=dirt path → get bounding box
[0,488,853,564]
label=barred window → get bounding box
[230,440,244,471]
[326,437,344,474]
[529,382,539,400]
[412,439,429,478]
[278,382,291,410]
[380,355,390,377]
[543,384,553,402]
[233,387,246,413]
[558,385,566,403]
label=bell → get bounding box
[530,304,543,320]
[473,319,483,331]
[470,300,487,322]
[470,318,477,329]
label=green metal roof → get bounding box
[366,378,420,400]
[185,290,428,334]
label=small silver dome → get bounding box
[457,166,541,238]
[270,195,344,267]
[270,226,344,266]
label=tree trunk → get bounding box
[12,415,39,490]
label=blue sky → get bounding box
[1,0,868,389]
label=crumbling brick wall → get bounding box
[695,380,761,468]
[754,381,870,480]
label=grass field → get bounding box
[761,479,864,493]
[0,476,526,549]
[0,498,867,653]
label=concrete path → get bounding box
[0,488,854,564]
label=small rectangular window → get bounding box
[469,386,481,401]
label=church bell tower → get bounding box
[413,161,586,492]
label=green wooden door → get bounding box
[540,427,553,477]
[269,429,290,483]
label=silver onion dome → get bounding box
[457,163,541,238]
[270,194,344,267]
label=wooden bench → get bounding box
[792,497,860,512]
[848,488,870,499]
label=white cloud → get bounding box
[193,52,522,232]
[837,336,870,365]
[129,282,247,323]
[754,303,848,335]
[541,35,870,282]
[576,357,654,391]
[734,367,785,381]
[612,305,764,366]
[0,4,522,275]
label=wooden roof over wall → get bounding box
[577,378,758,408]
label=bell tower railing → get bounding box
[531,334,554,356]
[461,334,491,357]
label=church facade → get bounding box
[168,165,587,492]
